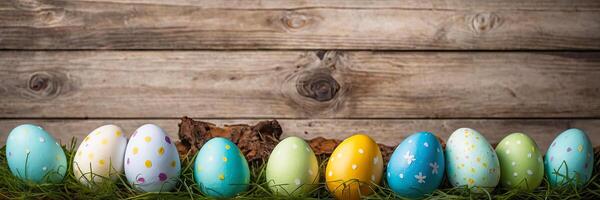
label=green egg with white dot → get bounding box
[266,136,319,197]
[495,133,544,190]
[5,124,67,183]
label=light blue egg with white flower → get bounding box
[194,137,250,198]
[5,124,67,183]
[545,128,594,187]
[387,132,445,198]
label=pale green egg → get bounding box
[266,137,319,197]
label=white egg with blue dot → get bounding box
[5,124,67,183]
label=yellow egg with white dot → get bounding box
[73,125,127,185]
[325,134,383,200]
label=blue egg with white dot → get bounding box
[194,137,250,198]
[5,124,67,183]
[386,132,445,199]
[545,128,594,187]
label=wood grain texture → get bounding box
[1,51,599,118]
[1,0,599,50]
[0,119,598,153]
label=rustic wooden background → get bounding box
[1,0,599,152]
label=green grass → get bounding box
[1,138,600,199]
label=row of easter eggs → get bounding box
[4,124,594,199]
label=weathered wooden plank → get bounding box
[1,51,599,118]
[46,0,600,10]
[0,119,598,153]
[1,0,599,49]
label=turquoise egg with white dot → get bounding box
[445,128,500,192]
[5,124,67,183]
[194,137,250,198]
[545,128,594,187]
[387,132,445,198]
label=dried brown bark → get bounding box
[176,117,447,163]
[176,116,282,161]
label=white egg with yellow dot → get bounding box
[445,128,500,192]
[124,124,181,192]
[73,124,127,185]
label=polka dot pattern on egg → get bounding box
[124,124,181,192]
[545,128,594,187]
[194,137,250,198]
[446,128,500,192]
[325,134,383,200]
[387,132,445,198]
[73,124,128,185]
[496,133,544,190]
[6,124,68,184]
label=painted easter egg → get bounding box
[545,128,594,187]
[73,125,127,185]
[5,124,67,183]
[445,128,500,192]
[194,137,250,198]
[325,134,383,200]
[386,132,445,198]
[495,133,544,190]
[266,136,319,197]
[124,124,181,192]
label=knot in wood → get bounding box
[296,72,340,102]
[38,9,65,25]
[26,71,63,98]
[471,12,501,34]
[11,0,42,11]
[282,13,308,30]
[29,73,50,91]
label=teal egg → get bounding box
[545,128,594,187]
[5,124,67,183]
[194,137,250,198]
